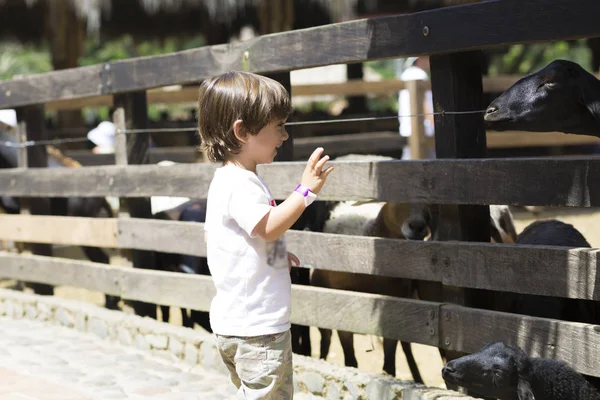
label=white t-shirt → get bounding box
[204,164,290,337]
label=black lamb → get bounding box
[442,341,600,400]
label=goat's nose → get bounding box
[443,362,456,374]
[486,105,498,115]
[409,220,426,231]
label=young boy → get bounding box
[197,71,334,399]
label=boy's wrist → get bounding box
[294,184,317,207]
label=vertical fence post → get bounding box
[407,79,426,159]
[112,91,158,319]
[15,105,54,295]
[428,50,491,375]
[268,71,311,357]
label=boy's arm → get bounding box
[252,147,334,242]
[251,192,306,242]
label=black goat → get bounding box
[442,341,600,400]
[497,220,597,324]
[485,59,600,137]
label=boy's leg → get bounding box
[234,330,294,400]
[215,335,243,389]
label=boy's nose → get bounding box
[282,129,289,141]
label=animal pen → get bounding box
[1,0,600,387]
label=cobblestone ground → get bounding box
[0,317,237,400]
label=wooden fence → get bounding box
[2,0,600,380]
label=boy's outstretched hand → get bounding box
[301,147,334,195]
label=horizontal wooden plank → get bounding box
[63,132,407,166]
[61,131,599,170]
[293,131,405,158]
[486,131,600,148]
[0,252,439,346]
[40,76,533,111]
[64,147,200,166]
[423,131,600,149]
[118,219,204,257]
[1,0,599,109]
[2,215,600,302]
[440,304,600,378]
[291,285,439,345]
[2,157,600,206]
[0,215,117,248]
[2,251,599,377]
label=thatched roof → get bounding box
[0,0,480,44]
[0,0,361,40]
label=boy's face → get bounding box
[246,118,289,165]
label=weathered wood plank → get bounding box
[291,285,439,346]
[15,105,53,296]
[61,131,600,168]
[2,250,600,376]
[117,219,204,257]
[41,75,578,112]
[1,158,600,206]
[0,251,439,346]
[440,304,600,378]
[0,215,117,248]
[2,215,600,302]
[63,132,406,166]
[1,0,599,109]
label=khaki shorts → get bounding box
[216,329,293,399]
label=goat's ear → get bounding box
[517,379,535,400]
[576,72,600,126]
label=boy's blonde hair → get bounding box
[197,71,292,162]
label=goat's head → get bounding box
[380,202,430,240]
[485,59,600,137]
[401,203,431,240]
[442,341,533,400]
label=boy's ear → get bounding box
[233,119,249,143]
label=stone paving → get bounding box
[0,317,238,400]
[0,288,474,400]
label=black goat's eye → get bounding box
[538,80,556,89]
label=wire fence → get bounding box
[1,110,488,149]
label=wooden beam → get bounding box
[1,251,600,377]
[2,0,600,109]
[15,105,53,296]
[1,215,600,303]
[429,50,490,371]
[62,132,406,166]
[0,251,439,347]
[60,131,600,168]
[113,91,156,317]
[0,215,117,248]
[3,157,600,206]
[39,73,600,111]
[270,72,294,162]
[486,131,600,148]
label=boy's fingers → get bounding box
[308,147,324,166]
[315,155,330,172]
[321,166,335,180]
[289,253,300,266]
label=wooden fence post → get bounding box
[15,105,54,295]
[113,91,158,319]
[269,71,311,357]
[427,50,491,375]
[406,80,427,159]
